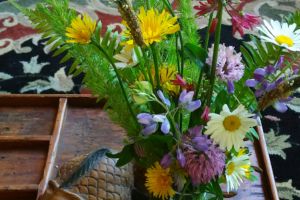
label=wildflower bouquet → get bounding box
[9,0,300,199]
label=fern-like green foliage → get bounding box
[9,0,143,139]
[284,10,300,31]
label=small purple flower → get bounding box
[179,89,201,112]
[293,69,299,75]
[160,153,173,169]
[193,136,209,151]
[253,68,266,82]
[137,113,158,136]
[245,79,260,87]
[153,114,170,134]
[157,90,171,107]
[266,65,275,74]
[227,81,234,93]
[275,56,284,68]
[188,126,204,137]
[255,81,268,97]
[274,100,288,113]
[176,148,185,167]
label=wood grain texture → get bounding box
[0,135,51,142]
[36,98,68,200]
[0,106,56,136]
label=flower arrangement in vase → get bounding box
[8,0,300,199]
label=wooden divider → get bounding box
[36,98,68,200]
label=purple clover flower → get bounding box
[179,89,201,112]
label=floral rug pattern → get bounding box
[0,0,300,199]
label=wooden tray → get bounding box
[0,94,279,200]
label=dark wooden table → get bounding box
[0,95,279,200]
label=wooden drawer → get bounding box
[0,94,278,200]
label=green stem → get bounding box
[91,38,138,125]
[204,13,214,50]
[141,48,155,87]
[146,0,150,10]
[179,178,191,200]
[153,98,182,147]
[194,13,213,101]
[176,33,181,75]
[206,3,224,107]
[150,43,161,90]
[134,46,149,82]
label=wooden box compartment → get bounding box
[0,95,279,200]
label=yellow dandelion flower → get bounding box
[164,82,181,97]
[145,162,175,200]
[65,14,96,44]
[121,7,180,51]
[138,63,176,88]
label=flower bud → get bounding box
[130,81,153,105]
[160,153,173,169]
[209,18,218,34]
[176,148,185,167]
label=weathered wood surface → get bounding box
[0,95,278,200]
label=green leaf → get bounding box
[183,43,208,68]
[50,40,65,51]
[250,174,259,181]
[149,134,173,151]
[240,46,256,72]
[53,45,70,57]
[101,26,112,48]
[33,21,48,30]
[82,72,92,83]
[41,30,55,39]
[46,35,60,45]
[200,183,206,193]
[106,144,134,167]
[246,132,254,142]
[95,21,102,44]
[107,31,118,57]
[250,35,268,61]
[215,90,230,114]
[59,148,111,189]
[73,65,86,77]
[208,197,218,200]
[60,53,72,63]
[69,59,81,74]
[243,42,264,67]
[264,42,275,55]
[211,178,223,199]
[250,127,259,140]
[37,24,51,33]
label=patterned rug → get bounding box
[1,1,300,199]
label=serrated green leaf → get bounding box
[53,45,70,57]
[246,132,254,142]
[95,21,102,44]
[108,31,118,57]
[73,65,86,77]
[46,35,60,45]
[101,26,112,48]
[265,42,275,55]
[50,40,65,51]
[250,35,268,61]
[33,21,48,30]
[60,53,72,63]
[240,46,256,72]
[243,42,264,67]
[60,148,111,189]
[250,127,259,140]
[28,15,37,21]
[69,59,81,74]
[32,18,42,24]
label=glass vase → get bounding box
[171,192,215,200]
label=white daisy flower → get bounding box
[113,47,141,69]
[225,152,251,193]
[204,104,257,151]
[257,19,300,52]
